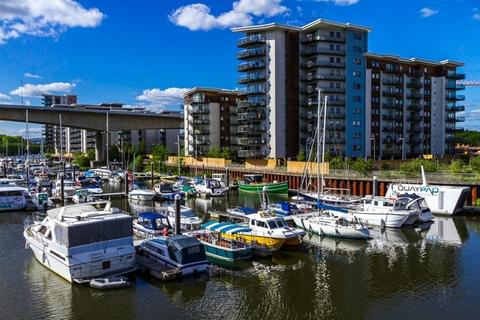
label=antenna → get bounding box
[421,165,427,186]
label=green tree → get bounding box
[129,155,144,172]
[220,147,231,159]
[109,145,121,162]
[207,147,222,158]
[449,160,465,174]
[351,158,374,175]
[73,152,91,170]
[297,150,306,161]
[470,157,480,171]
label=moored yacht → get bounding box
[23,201,136,283]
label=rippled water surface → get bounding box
[2,186,480,320]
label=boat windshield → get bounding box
[393,198,409,210]
[267,219,286,229]
[155,218,169,228]
[181,210,195,218]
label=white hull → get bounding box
[128,192,155,201]
[0,201,26,211]
[338,211,411,228]
[292,214,370,240]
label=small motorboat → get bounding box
[166,205,203,231]
[189,229,252,262]
[128,182,156,201]
[226,206,257,218]
[89,276,132,290]
[133,212,172,238]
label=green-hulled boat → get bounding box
[238,174,289,194]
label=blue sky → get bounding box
[0,0,479,137]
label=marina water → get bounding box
[2,187,480,319]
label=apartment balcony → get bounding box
[301,34,346,44]
[328,100,346,106]
[302,73,345,82]
[237,47,266,60]
[320,87,346,94]
[445,127,456,133]
[382,114,403,121]
[406,93,422,100]
[195,137,210,145]
[237,111,266,121]
[238,98,266,108]
[190,118,210,125]
[193,128,210,135]
[301,61,345,69]
[406,81,423,89]
[382,137,402,145]
[445,72,465,80]
[238,86,266,96]
[383,66,400,74]
[382,126,403,133]
[410,70,424,78]
[407,104,422,111]
[446,83,466,90]
[406,115,423,122]
[237,149,267,158]
[329,112,346,119]
[445,94,465,101]
[238,73,267,84]
[446,116,465,122]
[190,106,209,114]
[301,47,346,56]
[382,78,403,86]
[445,136,455,143]
[382,102,403,110]
[237,138,266,145]
[238,60,266,72]
[237,35,266,48]
[382,91,403,98]
[407,126,422,133]
[237,124,267,133]
[382,150,402,157]
[446,105,465,112]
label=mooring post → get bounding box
[174,194,181,235]
[62,161,66,176]
[225,167,230,188]
[60,174,65,206]
[125,171,129,197]
[72,165,76,182]
[373,176,378,197]
[150,162,154,190]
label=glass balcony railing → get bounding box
[238,86,267,96]
[238,98,266,108]
[446,83,465,90]
[238,60,266,72]
[301,60,345,69]
[238,72,267,84]
[446,105,465,112]
[446,72,465,80]
[301,47,345,56]
[237,47,266,59]
[301,34,345,44]
[302,73,345,81]
[445,94,465,101]
[237,35,266,47]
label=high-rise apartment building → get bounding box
[232,19,371,159]
[364,54,465,159]
[42,94,77,153]
[183,88,237,157]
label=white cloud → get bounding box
[315,0,360,6]
[10,82,76,97]
[169,0,288,31]
[24,72,42,79]
[0,93,12,102]
[0,0,105,44]
[137,87,190,112]
[420,7,439,18]
[474,13,480,20]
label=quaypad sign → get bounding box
[392,184,440,196]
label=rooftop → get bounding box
[184,87,238,97]
[365,53,464,67]
[231,18,371,33]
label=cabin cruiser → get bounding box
[72,189,95,204]
[82,179,103,194]
[226,206,257,219]
[23,201,136,283]
[339,195,432,228]
[292,211,370,240]
[153,182,184,201]
[136,235,209,277]
[133,212,172,237]
[128,182,156,201]
[166,205,203,231]
[0,186,29,211]
[194,178,228,197]
[53,179,77,198]
[385,167,470,215]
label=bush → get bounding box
[449,160,465,174]
[470,157,480,171]
[399,159,438,175]
[129,155,144,172]
[296,150,306,161]
[351,158,374,175]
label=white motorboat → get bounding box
[385,166,470,215]
[136,235,209,277]
[132,212,172,237]
[53,179,77,198]
[89,276,132,290]
[340,195,431,228]
[194,178,228,197]
[72,189,95,204]
[0,185,29,211]
[166,205,203,231]
[128,183,156,201]
[292,211,370,240]
[23,201,136,283]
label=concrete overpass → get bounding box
[0,104,184,161]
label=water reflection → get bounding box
[2,188,480,319]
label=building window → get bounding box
[336,31,341,38]
[330,31,335,37]
[353,58,362,65]
[353,83,361,90]
[330,57,335,63]
[353,96,362,102]
[353,120,361,126]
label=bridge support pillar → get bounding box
[95,131,104,163]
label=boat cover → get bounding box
[202,221,251,234]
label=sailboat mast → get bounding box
[316,88,321,195]
[25,109,30,162]
[321,96,328,195]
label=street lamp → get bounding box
[398,137,405,160]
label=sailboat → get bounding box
[292,90,370,239]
